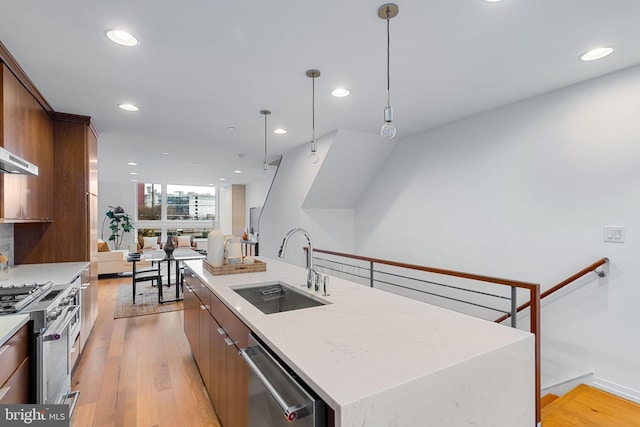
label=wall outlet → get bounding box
[603,226,625,243]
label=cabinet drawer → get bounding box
[0,356,29,404]
[0,324,28,387]
[211,293,249,348]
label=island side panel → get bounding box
[338,335,535,427]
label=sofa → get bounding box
[97,239,152,276]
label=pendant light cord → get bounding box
[386,11,391,105]
[312,76,316,142]
[264,113,267,162]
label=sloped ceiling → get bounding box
[303,129,395,209]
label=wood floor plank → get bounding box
[543,384,640,427]
[71,276,219,427]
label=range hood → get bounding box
[0,146,38,176]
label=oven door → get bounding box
[40,305,80,406]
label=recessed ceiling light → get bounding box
[118,103,139,111]
[161,152,170,155]
[233,170,242,174]
[127,162,138,166]
[219,178,227,181]
[273,128,287,135]
[580,47,614,61]
[129,172,138,175]
[130,179,138,182]
[227,126,236,131]
[105,29,138,47]
[331,88,350,97]
[484,0,504,3]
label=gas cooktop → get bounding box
[0,282,53,314]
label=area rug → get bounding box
[113,282,183,319]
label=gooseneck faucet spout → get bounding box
[278,228,315,289]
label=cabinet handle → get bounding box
[0,386,10,401]
[217,328,226,335]
[224,337,237,346]
[0,345,9,357]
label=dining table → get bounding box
[136,248,206,303]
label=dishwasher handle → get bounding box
[239,346,309,422]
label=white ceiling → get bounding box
[1,0,640,186]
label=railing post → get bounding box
[530,285,541,427]
[511,286,517,328]
[370,261,374,287]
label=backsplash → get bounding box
[0,224,14,265]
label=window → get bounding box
[134,183,218,244]
[137,183,162,221]
[166,185,216,220]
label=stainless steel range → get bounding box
[0,277,81,410]
[0,282,53,314]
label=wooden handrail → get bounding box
[494,257,609,324]
[310,246,542,425]
[311,248,539,290]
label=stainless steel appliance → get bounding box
[0,277,81,410]
[240,334,326,427]
[0,145,39,175]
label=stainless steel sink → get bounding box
[232,282,327,314]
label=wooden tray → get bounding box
[204,259,266,276]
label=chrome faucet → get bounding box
[278,228,315,289]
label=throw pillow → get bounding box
[143,236,159,250]
[177,235,191,247]
[97,241,110,252]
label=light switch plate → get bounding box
[603,226,625,243]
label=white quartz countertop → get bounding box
[5,262,90,286]
[0,314,29,345]
[186,257,534,420]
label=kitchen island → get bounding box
[185,257,535,426]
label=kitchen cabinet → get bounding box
[184,274,200,361]
[0,323,29,404]
[198,281,212,393]
[15,114,99,364]
[0,63,54,222]
[15,114,98,263]
[183,268,249,427]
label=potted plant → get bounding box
[105,206,133,250]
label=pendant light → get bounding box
[378,3,399,139]
[307,69,321,163]
[260,109,271,179]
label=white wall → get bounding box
[259,132,346,266]
[354,64,640,399]
[218,185,233,236]
[246,176,272,230]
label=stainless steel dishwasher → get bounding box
[239,333,327,426]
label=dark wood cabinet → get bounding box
[14,115,100,366]
[183,269,249,427]
[0,63,53,222]
[209,314,228,425]
[198,284,212,392]
[0,324,29,404]
[15,114,98,264]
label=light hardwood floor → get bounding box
[71,276,221,427]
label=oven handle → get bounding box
[239,346,310,422]
[43,306,80,341]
